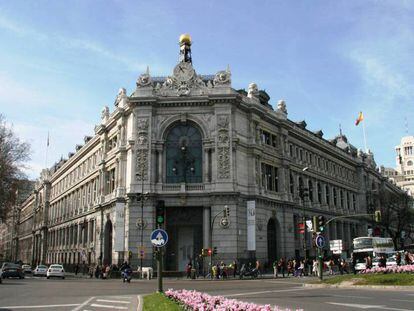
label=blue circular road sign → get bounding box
[315,235,325,248]
[150,229,169,248]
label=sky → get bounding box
[0,0,413,179]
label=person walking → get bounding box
[74,263,79,275]
[312,259,318,277]
[352,254,357,275]
[396,252,401,266]
[280,257,287,278]
[328,259,334,275]
[232,260,238,278]
[273,259,279,278]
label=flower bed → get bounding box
[361,264,414,274]
[165,289,303,311]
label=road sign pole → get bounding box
[157,248,163,293]
[318,246,323,281]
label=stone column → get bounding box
[278,167,286,194]
[203,206,211,249]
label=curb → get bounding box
[303,283,414,291]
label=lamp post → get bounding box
[300,167,309,262]
[136,166,149,277]
[209,205,228,278]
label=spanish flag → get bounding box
[355,111,364,126]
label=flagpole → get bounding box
[45,131,49,168]
[362,119,368,152]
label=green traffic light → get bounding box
[157,216,164,224]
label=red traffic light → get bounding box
[208,248,212,256]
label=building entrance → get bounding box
[165,206,203,271]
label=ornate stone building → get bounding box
[10,34,407,271]
[381,135,414,196]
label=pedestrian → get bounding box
[338,259,343,275]
[233,260,238,278]
[273,259,278,278]
[312,259,318,277]
[287,259,294,277]
[351,254,357,275]
[365,255,373,269]
[95,265,100,278]
[379,255,387,268]
[396,252,401,266]
[328,259,334,275]
[75,263,79,275]
[186,261,192,279]
[280,257,287,278]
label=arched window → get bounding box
[166,123,202,183]
[407,160,413,166]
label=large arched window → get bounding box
[166,123,202,183]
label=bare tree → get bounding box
[376,189,414,249]
[0,114,31,221]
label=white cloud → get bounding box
[0,14,146,72]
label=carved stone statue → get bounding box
[213,68,231,86]
[277,100,287,114]
[136,66,152,88]
[247,83,259,98]
[101,106,110,123]
[115,87,128,108]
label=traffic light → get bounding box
[297,222,305,234]
[213,247,218,255]
[317,215,325,232]
[224,206,230,217]
[312,216,318,233]
[207,248,212,256]
[128,250,132,259]
[374,210,381,223]
[201,249,209,257]
[155,200,165,227]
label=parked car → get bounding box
[22,264,32,274]
[46,264,65,279]
[33,265,48,277]
[0,262,25,279]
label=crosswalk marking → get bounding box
[96,299,131,304]
[90,303,128,309]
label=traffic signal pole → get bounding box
[209,207,228,278]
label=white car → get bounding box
[46,264,65,279]
[22,264,32,274]
[33,265,48,276]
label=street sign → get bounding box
[138,246,145,259]
[315,235,325,248]
[220,217,229,228]
[150,229,168,248]
[329,239,343,254]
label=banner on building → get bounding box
[247,200,256,251]
[114,203,126,252]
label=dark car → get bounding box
[0,262,25,279]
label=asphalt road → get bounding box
[0,275,413,311]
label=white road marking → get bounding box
[264,280,308,285]
[0,303,80,309]
[391,299,414,303]
[223,286,312,297]
[330,294,371,299]
[327,302,414,311]
[137,295,142,311]
[90,303,128,309]
[96,299,130,304]
[72,296,95,311]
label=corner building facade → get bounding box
[15,36,401,271]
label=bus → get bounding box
[352,236,395,271]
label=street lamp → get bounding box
[136,166,149,277]
[209,205,229,278]
[300,167,309,262]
